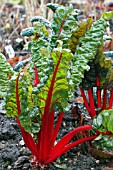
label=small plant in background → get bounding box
[90,109,113,158]
[76,12,113,119]
[0,3,113,169]
[76,12,113,157]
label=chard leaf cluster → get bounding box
[92,109,113,133]
[91,109,113,151]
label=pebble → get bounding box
[64,158,68,161]
[7,165,12,169]
[68,160,72,164]
[15,156,29,165]
[63,122,66,127]
[14,156,29,168]
[0,109,6,114]
[19,139,25,146]
[74,158,77,161]
[96,160,100,164]
[22,163,30,170]
[0,142,5,149]
[20,147,31,155]
[1,140,5,144]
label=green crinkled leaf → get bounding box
[68,18,93,53]
[101,110,110,128]
[94,134,102,141]
[27,28,52,86]
[93,135,113,151]
[46,3,59,12]
[20,27,34,37]
[50,4,78,49]
[5,71,41,133]
[31,45,53,87]
[101,11,113,21]
[19,73,41,134]
[92,109,113,134]
[0,53,14,98]
[14,58,30,72]
[79,18,111,90]
[97,114,103,127]
[5,72,20,117]
[33,23,49,40]
[19,106,41,134]
[107,111,113,133]
[34,48,73,115]
[31,16,51,29]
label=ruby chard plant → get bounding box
[78,12,113,119]
[76,11,113,157]
[0,3,113,168]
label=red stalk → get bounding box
[38,114,47,162]
[37,110,54,162]
[39,53,63,162]
[102,88,107,110]
[48,112,64,155]
[37,130,41,153]
[108,90,113,109]
[38,110,54,162]
[51,125,92,155]
[88,88,96,119]
[37,111,54,160]
[8,74,11,79]
[34,62,39,86]
[44,54,62,113]
[80,88,91,114]
[16,118,39,159]
[96,77,101,108]
[46,110,55,153]
[97,89,101,108]
[46,136,96,164]
[58,19,66,39]
[95,130,111,135]
[96,76,100,86]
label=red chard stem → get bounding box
[88,88,96,119]
[80,88,91,114]
[58,19,66,39]
[46,136,96,164]
[48,112,64,155]
[34,62,39,86]
[51,125,92,155]
[108,90,113,109]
